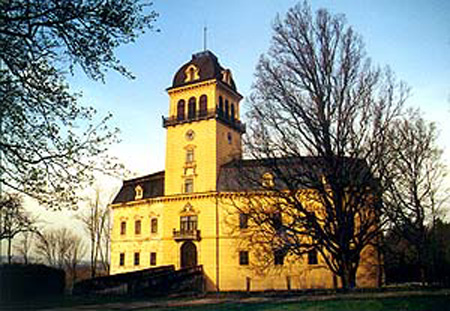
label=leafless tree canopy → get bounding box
[0,193,35,263]
[77,188,112,277]
[14,231,35,264]
[243,2,408,289]
[35,227,86,286]
[384,109,448,282]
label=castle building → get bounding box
[110,51,379,291]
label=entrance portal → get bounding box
[180,241,197,268]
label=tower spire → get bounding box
[203,25,207,51]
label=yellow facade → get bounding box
[110,51,380,291]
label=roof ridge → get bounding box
[123,170,165,183]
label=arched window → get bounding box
[218,96,224,117]
[177,100,185,121]
[188,67,195,80]
[199,95,207,117]
[188,97,196,119]
[231,103,235,121]
[225,99,229,119]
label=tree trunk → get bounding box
[7,236,12,264]
[340,263,357,290]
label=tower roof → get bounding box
[170,50,237,92]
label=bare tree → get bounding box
[99,207,111,275]
[35,227,86,287]
[384,109,448,283]
[0,193,35,263]
[77,188,113,277]
[64,232,86,287]
[242,2,407,289]
[14,231,35,264]
[34,229,59,267]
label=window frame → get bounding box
[239,213,248,229]
[134,252,140,266]
[225,99,229,119]
[184,178,194,193]
[150,252,157,266]
[239,251,249,265]
[186,148,194,163]
[177,99,185,121]
[218,96,224,116]
[135,219,141,235]
[180,215,198,233]
[308,249,318,265]
[151,218,158,234]
[120,221,126,235]
[199,95,207,117]
[271,212,282,231]
[188,97,196,119]
[274,249,285,266]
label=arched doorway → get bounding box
[180,241,197,268]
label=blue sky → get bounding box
[4,0,449,257]
[69,0,450,177]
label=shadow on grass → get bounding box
[144,295,450,311]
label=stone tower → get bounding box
[163,51,245,196]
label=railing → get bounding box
[172,228,201,241]
[162,108,246,133]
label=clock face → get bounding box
[185,129,195,141]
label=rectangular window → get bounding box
[151,218,158,234]
[239,251,249,265]
[186,149,194,163]
[135,220,141,235]
[308,249,318,265]
[120,221,126,235]
[184,178,194,193]
[134,252,140,266]
[119,253,125,266]
[274,250,284,265]
[239,213,248,229]
[272,212,282,231]
[150,252,157,266]
[180,215,197,233]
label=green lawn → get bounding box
[147,295,450,311]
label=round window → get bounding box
[185,129,195,141]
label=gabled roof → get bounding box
[111,171,165,204]
[169,50,237,92]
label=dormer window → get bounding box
[184,65,199,82]
[222,69,232,85]
[135,185,143,200]
[262,172,274,188]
